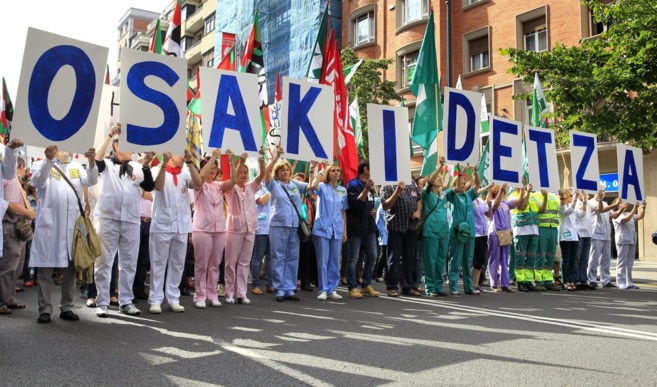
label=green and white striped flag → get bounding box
[349,97,363,150]
[305,4,329,83]
[531,72,548,128]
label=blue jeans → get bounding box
[251,234,271,288]
[347,232,378,290]
[576,237,591,284]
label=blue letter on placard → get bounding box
[28,45,95,141]
[382,109,398,182]
[446,92,476,161]
[286,83,327,159]
[572,134,598,192]
[621,149,643,201]
[208,75,258,151]
[528,129,552,187]
[491,119,518,182]
[126,61,180,145]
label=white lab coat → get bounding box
[150,166,192,234]
[29,159,98,268]
[94,160,144,224]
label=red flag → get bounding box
[275,72,282,102]
[220,154,231,180]
[320,30,359,183]
[163,0,182,57]
[217,45,236,71]
[105,64,111,85]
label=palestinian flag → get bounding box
[163,0,182,57]
[241,12,267,106]
[1,77,13,136]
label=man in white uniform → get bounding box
[30,145,97,323]
[148,151,201,314]
[93,124,154,317]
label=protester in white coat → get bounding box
[30,145,97,324]
[148,150,201,314]
[92,124,154,317]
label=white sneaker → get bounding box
[239,298,251,305]
[149,304,162,314]
[328,291,343,300]
[316,291,328,300]
[120,304,141,315]
[96,305,108,318]
[225,297,235,304]
[168,303,185,313]
[195,301,207,309]
[210,299,222,307]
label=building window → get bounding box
[523,17,547,52]
[353,11,375,46]
[464,31,490,73]
[204,14,215,36]
[401,51,418,88]
[400,0,428,25]
[516,7,548,52]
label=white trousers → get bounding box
[615,244,636,289]
[588,239,611,285]
[148,232,187,305]
[95,219,140,306]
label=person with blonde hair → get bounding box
[264,147,308,301]
[309,163,348,300]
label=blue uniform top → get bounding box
[265,179,307,228]
[255,186,271,235]
[311,182,348,239]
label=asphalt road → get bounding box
[2,262,657,386]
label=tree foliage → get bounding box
[342,48,401,159]
[503,0,657,150]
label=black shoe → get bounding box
[37,313,51,324]
[180,288,191,296]
[517,283,529,292]
[275,296,285,302]
[525,283,536,291]
[284,294,300,301]
[300,284,313,292]
[59,311,80,321]
[603,283,616,288]
[588,283,598,290]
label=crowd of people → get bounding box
[0,130,648,323]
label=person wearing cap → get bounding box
[92,124,154,317]
[611,201,646,290]
[444,165,480,295]
[148,150,202,313]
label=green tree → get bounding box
[503,0,657,150]
[342,48,402,159]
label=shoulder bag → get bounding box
[282,184,312,243]
[52,165,102,280]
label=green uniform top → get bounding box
[444,187,476,229]
[421,189,450,237]
[537,192,560,228]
